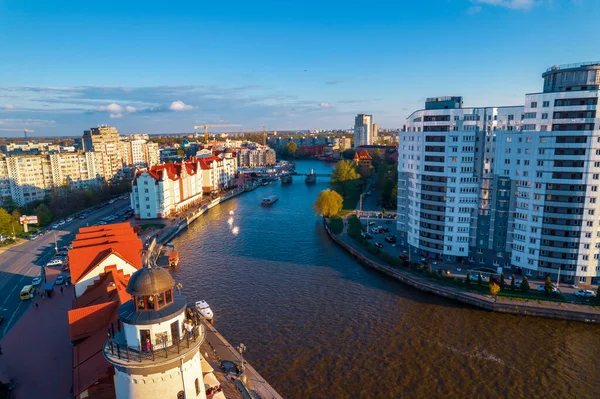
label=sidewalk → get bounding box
[0,268,73,399]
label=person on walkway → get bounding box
[145,338,151,353]
[60,286,64,294]
[35,302,39,309]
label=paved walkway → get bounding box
[0,268,73,399]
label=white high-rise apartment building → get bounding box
[0,152,104,206]
[399,63,600,285]
[354,114,374,147]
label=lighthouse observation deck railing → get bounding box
[104,324,205,364]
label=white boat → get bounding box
[261,195,278,206]
[195,300,214,320]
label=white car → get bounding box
[46,258,64,267]
[574,289,595,298]
[371,227,379,234]
[537,284,560,293]
[32,276,42,285]
[469,273,487,282]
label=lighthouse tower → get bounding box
[104,266,207,399]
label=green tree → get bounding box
[331,160,359,197]
[10,209,23,236]
[511,274,516,290]
[286,142,298,158]
[477,272,483,286]
[177,148,185,158]
[0,208,11,236]
[544,274,554,295]
[342,149,356,160]
[489,282,501,302]
[35,204,53,226]
[465,271,471,285]
[521,276,530,293]
[313,189,344,218]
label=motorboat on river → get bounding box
[195,300,214,321]
[305,169,317,184]
[261,195,279,206]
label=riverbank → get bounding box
[325,222,600,324]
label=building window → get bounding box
[531,102,537,108]
[543,101,549,107]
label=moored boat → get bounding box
[305,169,316,184]
[195,300,214,320]
[168,251,179,267]
[261,195,279,206]
[281,175,292,184]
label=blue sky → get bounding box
[0,0,598,136]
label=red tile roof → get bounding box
[73,346,114,398]
[69,223,142,285]
[354,150,373,161]
[68,300,120,341]
[73,266,131,309]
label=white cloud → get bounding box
[470,0,539,10]
[125,106,137,113]
[110,113,123,119]
[467,5,482,13]
[0,104,14,110]
[169,100,193,111]
[319,102,331,109]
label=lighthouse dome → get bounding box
[126,266,175,297]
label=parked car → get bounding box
[46,258,63,267]
[32,275,42,285]
[537,284,560,294]
[368,221,375,226]
[375,243,383,248]
[469,273,487,282]
[385,236,396,243]
[361,232,373,239]
[514,280,522,288]
[382,228,391,232]
[55,276,65,285]
[371,227,379,234]
[574,289,595,298]
[66,217,74,222]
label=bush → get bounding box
[477,272,483,286]
[521,276,530,293]
[544,274,554,295]
[347,215,363,239]
[328,216,344,235]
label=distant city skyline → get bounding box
[0,0,598,136]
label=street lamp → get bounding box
[236,343,247,383]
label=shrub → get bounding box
[544,274,554,295]
[521,276,530,293]
[477,272,483,286]
[328,216,344,235]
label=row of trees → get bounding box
[0,180,131,236]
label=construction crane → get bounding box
[262,125,266,146]
[0,128,35,140]
[193,124,241,143]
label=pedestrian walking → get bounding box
[35,302,39,309]
[60,286,64,294]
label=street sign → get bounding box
[20,215,38,224]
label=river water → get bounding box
[172,160,600,399]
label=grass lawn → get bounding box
[328,217,344,235]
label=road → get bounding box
[0,197,130,338]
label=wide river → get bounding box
[172,160,600,399]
